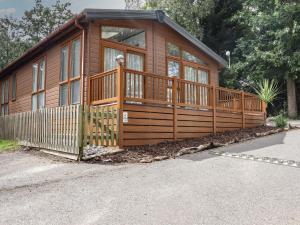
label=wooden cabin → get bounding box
[0,9,265,149]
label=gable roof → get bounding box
[0,9,226,77]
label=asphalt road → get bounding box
[1,129,300,225]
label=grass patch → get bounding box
[0,139,19,152]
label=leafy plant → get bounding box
[253,79,280,107]
[274,114,288,128]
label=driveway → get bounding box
[1,130,300,225]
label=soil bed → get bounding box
[89,126,287,164]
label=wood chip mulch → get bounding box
[89,126,287,164]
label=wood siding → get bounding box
[122,104,265,147]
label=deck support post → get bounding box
[172,76,178,140]
[212,85,216,134]
[261,100,267,125]
[241,92,245,129]
[117,64,124,149]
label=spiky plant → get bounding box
[253,79,280,107]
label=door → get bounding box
[103,47,145,100]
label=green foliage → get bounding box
[18,0,74,45]
[274,114,288,128]
[0,0,74,70]
[253,79,280,106]
[142,0,215,41]
[0,139,19,152]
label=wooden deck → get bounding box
[89,66,266,148]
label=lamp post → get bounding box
[225,50,231,68]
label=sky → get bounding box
[0,0,126,17]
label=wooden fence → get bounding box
[0,105,83,156]
[0,105,120,158]
[82,105,119,147]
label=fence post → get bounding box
[117,64,124,149]
[241,92,245,129]
[172,76,177,140]
[212,86,216,134]
[77,105,84,160]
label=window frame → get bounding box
[59,34,82,106]
[165,41,210,84]
[11,74,17,101]
[32,56,46,111]
[1,78,9,115]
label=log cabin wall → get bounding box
[0,31,82,114]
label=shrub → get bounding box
[274,114,288,128]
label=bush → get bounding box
[274,114,288,128]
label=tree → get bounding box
[0,0,74,69]
[0,17,30,69]
[142,0,215,40]
[229,0,300,118]
[18,0,74,45]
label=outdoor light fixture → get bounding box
[225,50,231,68]
[116,54,125,65]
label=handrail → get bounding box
[89,68,264,113]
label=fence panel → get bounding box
[82,105,119,147]
[0,105,82,155]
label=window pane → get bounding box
[167,43,180,57]
[102,26,146,48]
[70,80,80,105]
[104,48,124,71]
[71,39,81,78]
[38,91,45,109]
[182,51,206,65]
[39,59,45,90]
[32,63,38,92]
[184,66,198,82]
[12,74,16,100]
[32,94,37,111]
[1,81,5,104]
[59,84,68,106]
[60,46,69,81]
[198,70,209,84]
[167,61,180,77]
[126,53,144,71]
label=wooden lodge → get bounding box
[0,9,265,156]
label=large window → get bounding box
[32,58,45,111]
[101,26,146,49]
[59,38,81,106]
[1,79,9,115]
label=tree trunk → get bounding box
[287,78,298,118]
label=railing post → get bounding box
[172,76,177,140]
[261,100,267,125]
[212,86,216,134]
[241,92,245,129]
[117,64,124,149]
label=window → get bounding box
[32,58,45,111]
[1,79,9,115]
[168,60,180,78]
[101,26,146,48]
[12,74,16,101]
[59,37,81,106]
[167,43,180,57]
[104,47,124,71]
[182,50,206,65]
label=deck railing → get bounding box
[89,66,265,113]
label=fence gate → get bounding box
[82,105,119,147]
